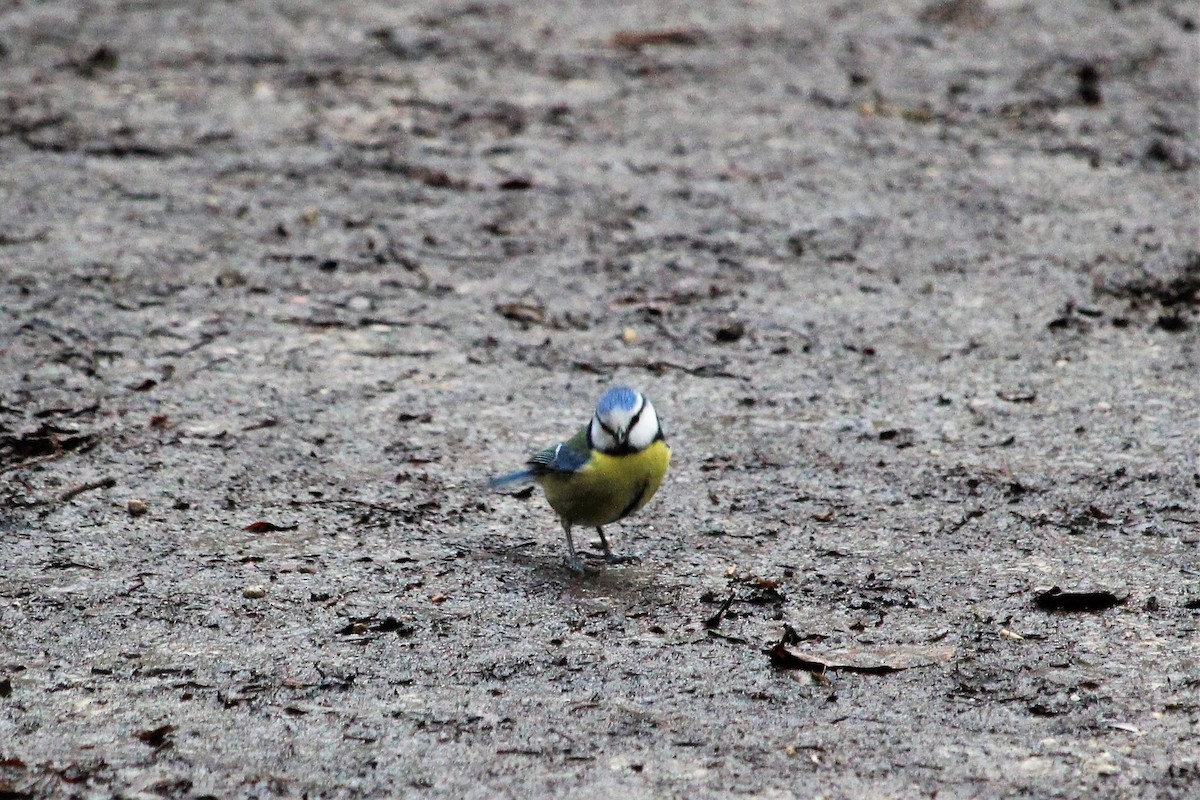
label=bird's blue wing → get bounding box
[489,427,591,490]
[527,428,592,475]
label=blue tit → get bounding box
[490,386,671,573]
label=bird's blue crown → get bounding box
[596,386,640,415]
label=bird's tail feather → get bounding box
[488,469,535,490]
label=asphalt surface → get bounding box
[1,1,1198,798]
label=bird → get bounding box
[490,386,671,573]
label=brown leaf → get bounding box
[386,162,470,190]
[496,302,547,326]
[878,428,916,448]
[74,45,119,77]
[243,521,299,533]
[919,0,994,28]
[609,28,705,49]
[135,724,175,749]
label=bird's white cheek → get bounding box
[627,408,659,450]
[590,417,618,451]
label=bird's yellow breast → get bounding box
[538,440,670,528]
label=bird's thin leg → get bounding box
[562,520,586,574]
[597,527,639,564]
[597,527,613,557]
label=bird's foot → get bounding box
[591,528,640,565]
[565,553,589,574]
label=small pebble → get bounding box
[127,499,148,516]
[243,585,267,599]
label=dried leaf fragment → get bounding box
[997,389,1037,403]
[769,643,829,672]
[609,28,706,49]
[769,642,957,673]
[1034,586,1128,612]
[713,320,746,343]
[337,616,416,638]
[497,176,533,190]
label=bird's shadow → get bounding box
[483,539,670,601]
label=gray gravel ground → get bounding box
[1,1,1198,798]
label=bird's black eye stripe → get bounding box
[624,395,646,437]
[598,418,618,439]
